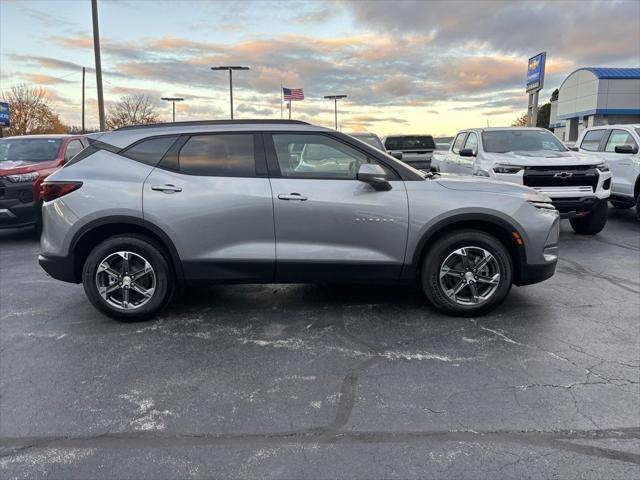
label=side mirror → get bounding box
[615,144,637,154]
[459,148,476,157]
[357,163,392,191]
[389,151,403,161]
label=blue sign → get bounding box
[526,52,546,93]
[0,102,9,127]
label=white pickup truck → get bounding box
[431,127,612,234]
[575,124,640,220]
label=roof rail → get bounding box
[114,119,310,131]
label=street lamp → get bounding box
[211,66,250,120]
[324,95,347,130]
[161,97,184,122]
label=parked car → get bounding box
[431,127,612,234]
[576,124,640,220]
[0,134,88,231]
[382,135,435,171]
[349,132,385,151]
[39,120,559,321]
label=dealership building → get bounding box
[549,67,640,142]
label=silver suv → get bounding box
[39,120,560,321]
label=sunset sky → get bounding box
[1,0,639,136]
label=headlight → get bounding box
[493,164,523,174]
[523,191,556,211]
[595,162,610,172]
[4,172,39,183]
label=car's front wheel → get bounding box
[569,201,608,235]
[82,235,175,321]
[421,230,513,316]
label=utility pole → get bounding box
[81,67,86,133]
[91,0,105,130]
[210,66,250,120]
[161,97,184,122]
[324,95,347,130]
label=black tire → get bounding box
[421,230,513,316]
[34,202,43,237]
[569,201,608,235]
[82,235,175,322]
[636,193,640,221]
[610,200,631,209]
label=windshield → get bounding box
[482,130,566,153]
[0,138,62,163]
[385,135,435,151]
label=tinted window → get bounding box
[179,134,255,176]
[273,134,378,179]
[384,135,435,151]
[604,130,637,152]
[482,130,565,153]
[351,134,384,150]
[464,132,478,153]
[64,140,84,161]
[451,133,467,154]
[0,138,62,163]
[580,129,606,151]
[123,136,178,166]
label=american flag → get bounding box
[283,87,304,101]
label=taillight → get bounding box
[41,182,83,202]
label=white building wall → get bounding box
[598,79,640,110]
[557,70,599,117]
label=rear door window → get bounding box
[178,134,256,177]
[451,133,467,154]
[580,129,606,151]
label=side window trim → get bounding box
[264,131,400,180]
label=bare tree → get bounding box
[511,113,528,127]
[3,83,66,136]
[106,95,159,129]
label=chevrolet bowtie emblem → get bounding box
[553,172,573,178]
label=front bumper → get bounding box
[0,179,38,228]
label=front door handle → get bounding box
[278,193,307,201]
[151,184,182,193]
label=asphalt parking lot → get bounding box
[1,209,639,479]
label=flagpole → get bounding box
[288,101,291,120]
[280,82,283,120]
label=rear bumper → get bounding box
[38,254,79,283]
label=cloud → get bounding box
[22,73,76,85]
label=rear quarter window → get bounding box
[122,136,179,166]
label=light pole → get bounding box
[161,97,184,122]
[211,66,250,120]
[324,95,347,130]
[91,0,105,130]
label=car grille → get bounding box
[523,165,598,190]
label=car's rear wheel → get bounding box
[82,235,174,321]
[421,230,512,316]
[569,201,608,235]
[636,193,640,221]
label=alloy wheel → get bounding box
[438,246,501,306]
[95,251,156,310]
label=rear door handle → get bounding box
[278,193,307,201]
[151,184,182,193]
